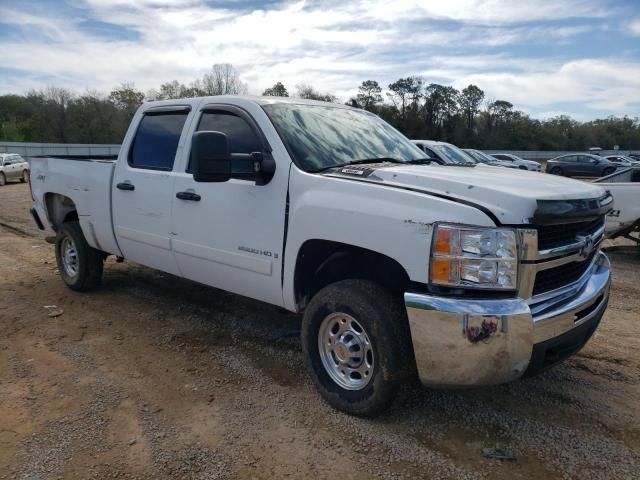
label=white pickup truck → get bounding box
[29,96,613,416]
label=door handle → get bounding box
[116,182,135,191]
[176,191,201,201]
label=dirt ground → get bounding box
[0,181,639,480]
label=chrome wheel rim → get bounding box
[61,236,79,277]
[318,312,374,390]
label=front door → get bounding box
[170,106,289,306]
[112,106,192,275]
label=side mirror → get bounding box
[191,131,232,183]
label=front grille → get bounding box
[535,217,604,251]
[533,252,596,296]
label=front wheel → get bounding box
[549,166,563,175]
[602,167,615,177]
[301,279,415,416]
[55,221,104,291]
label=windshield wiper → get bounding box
[405,158,433,165]
[313,157,405,172]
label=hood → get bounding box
[324,163,607,225]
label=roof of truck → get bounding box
[141,95,355,110]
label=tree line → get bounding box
[1,63,638,150]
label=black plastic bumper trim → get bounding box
[524,298,607,377]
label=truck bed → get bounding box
[29,155,122,256]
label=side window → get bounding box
[197,111,262,153]
[189,110,263,171]
[422,147,438,160]
[129,111,188,170]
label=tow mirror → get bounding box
[191,131,232,183]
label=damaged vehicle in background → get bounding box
[594,167,640,243]
[29,96,613,416]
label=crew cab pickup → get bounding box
[29,96,613,416]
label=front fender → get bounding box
[282,167,496,311]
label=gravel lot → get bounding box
[0,182,639,479]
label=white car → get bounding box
[490,153,541,171]
[29,96,612,416]
[604,155,640,167]
[594,167,640,241]
[0,153,29,186]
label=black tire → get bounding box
[20,170,28,183]
[549,166,563,175]
[0,173,5,186]
[602,167,615,177]
[301,279,415,416]
[55,221,104,291]
[518,165,528,170]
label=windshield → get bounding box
[431,144,476,166]
[465,149,496,164]
[262,103,426,171]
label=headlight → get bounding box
[430,224,518,290]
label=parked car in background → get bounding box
[628,154,640,162]
[594,167,640,242]
[605,155,640,166]
[546,153,619,178]
[411,140,476,166]
[490,153,541,171]
[463,149,514,168]
[0,153,29,186]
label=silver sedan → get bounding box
[0,154,29,186]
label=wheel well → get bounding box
[294,240,411,309]
[44,193,78,231]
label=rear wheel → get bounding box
[55,221,104,291]
[0,173,5,186]
[301,279,415,416]
[20,170,28,183]
[549,166,563,175]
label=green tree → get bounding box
[356,80,383,110]
[459,84,484,130]
[387,77,422,126]
[295,84,336,102]
[263,82,289,97]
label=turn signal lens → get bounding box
[430,257,454,284]
[433,227,453,255]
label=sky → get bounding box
[0,0,639,120]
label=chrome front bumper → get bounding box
[404,251,611,386]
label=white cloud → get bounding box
[0,0,637,119]
[630,18,640,36]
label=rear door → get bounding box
[576,155,596,176]
[112,105,193,275]
[170,104,289,306]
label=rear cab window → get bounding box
[129,110,189,171]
